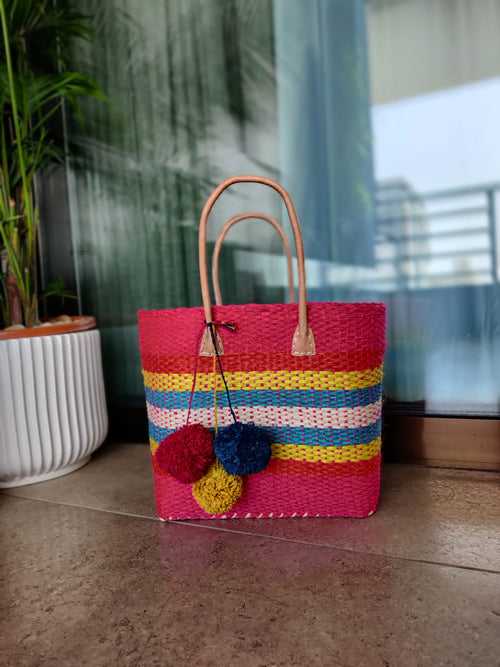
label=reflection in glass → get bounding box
[63,0,500,417]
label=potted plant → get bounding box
[0,0,108,486]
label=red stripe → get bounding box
[141,349,384,374]
[153,452,380,478]
[266,455,380,477]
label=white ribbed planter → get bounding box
[0,329,108,487]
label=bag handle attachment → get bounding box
[212,211,295,306]
[198,176,315,356]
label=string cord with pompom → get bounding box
[206,321,238,424]
[192,460,243,514]
[207,321,271,476]
[153,323,215,483]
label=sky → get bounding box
[372,76,500,193]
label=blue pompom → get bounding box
[214,422,271,475]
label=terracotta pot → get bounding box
[0,315,96,340]
[0,317,108,487]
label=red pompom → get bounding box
[155,424,214,483]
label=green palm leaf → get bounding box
[0,0,104,328]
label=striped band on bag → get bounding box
[150,436,381,463]
[143,365,383,392]
[145,365,383,474]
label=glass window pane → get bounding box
[64,0,500,417]
[365,0,500,414]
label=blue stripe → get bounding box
[148,418,381,447]
[145,385,382,410]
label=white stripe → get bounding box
[146,401,381,431]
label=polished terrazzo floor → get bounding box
[1,443,499,666]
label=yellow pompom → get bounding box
[192,461,243,514]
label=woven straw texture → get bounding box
[138,301,385,520]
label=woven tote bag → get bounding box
[138,176,386,520]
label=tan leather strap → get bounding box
[198,176,315,356]
[212,212,295,306]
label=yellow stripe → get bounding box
[271,438,380,463]
[143,366,383,393]
[149,437,380,464]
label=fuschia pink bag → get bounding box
[138,176,385,520]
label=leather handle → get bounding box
[198,176,315,356]
[212,212,295,306]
